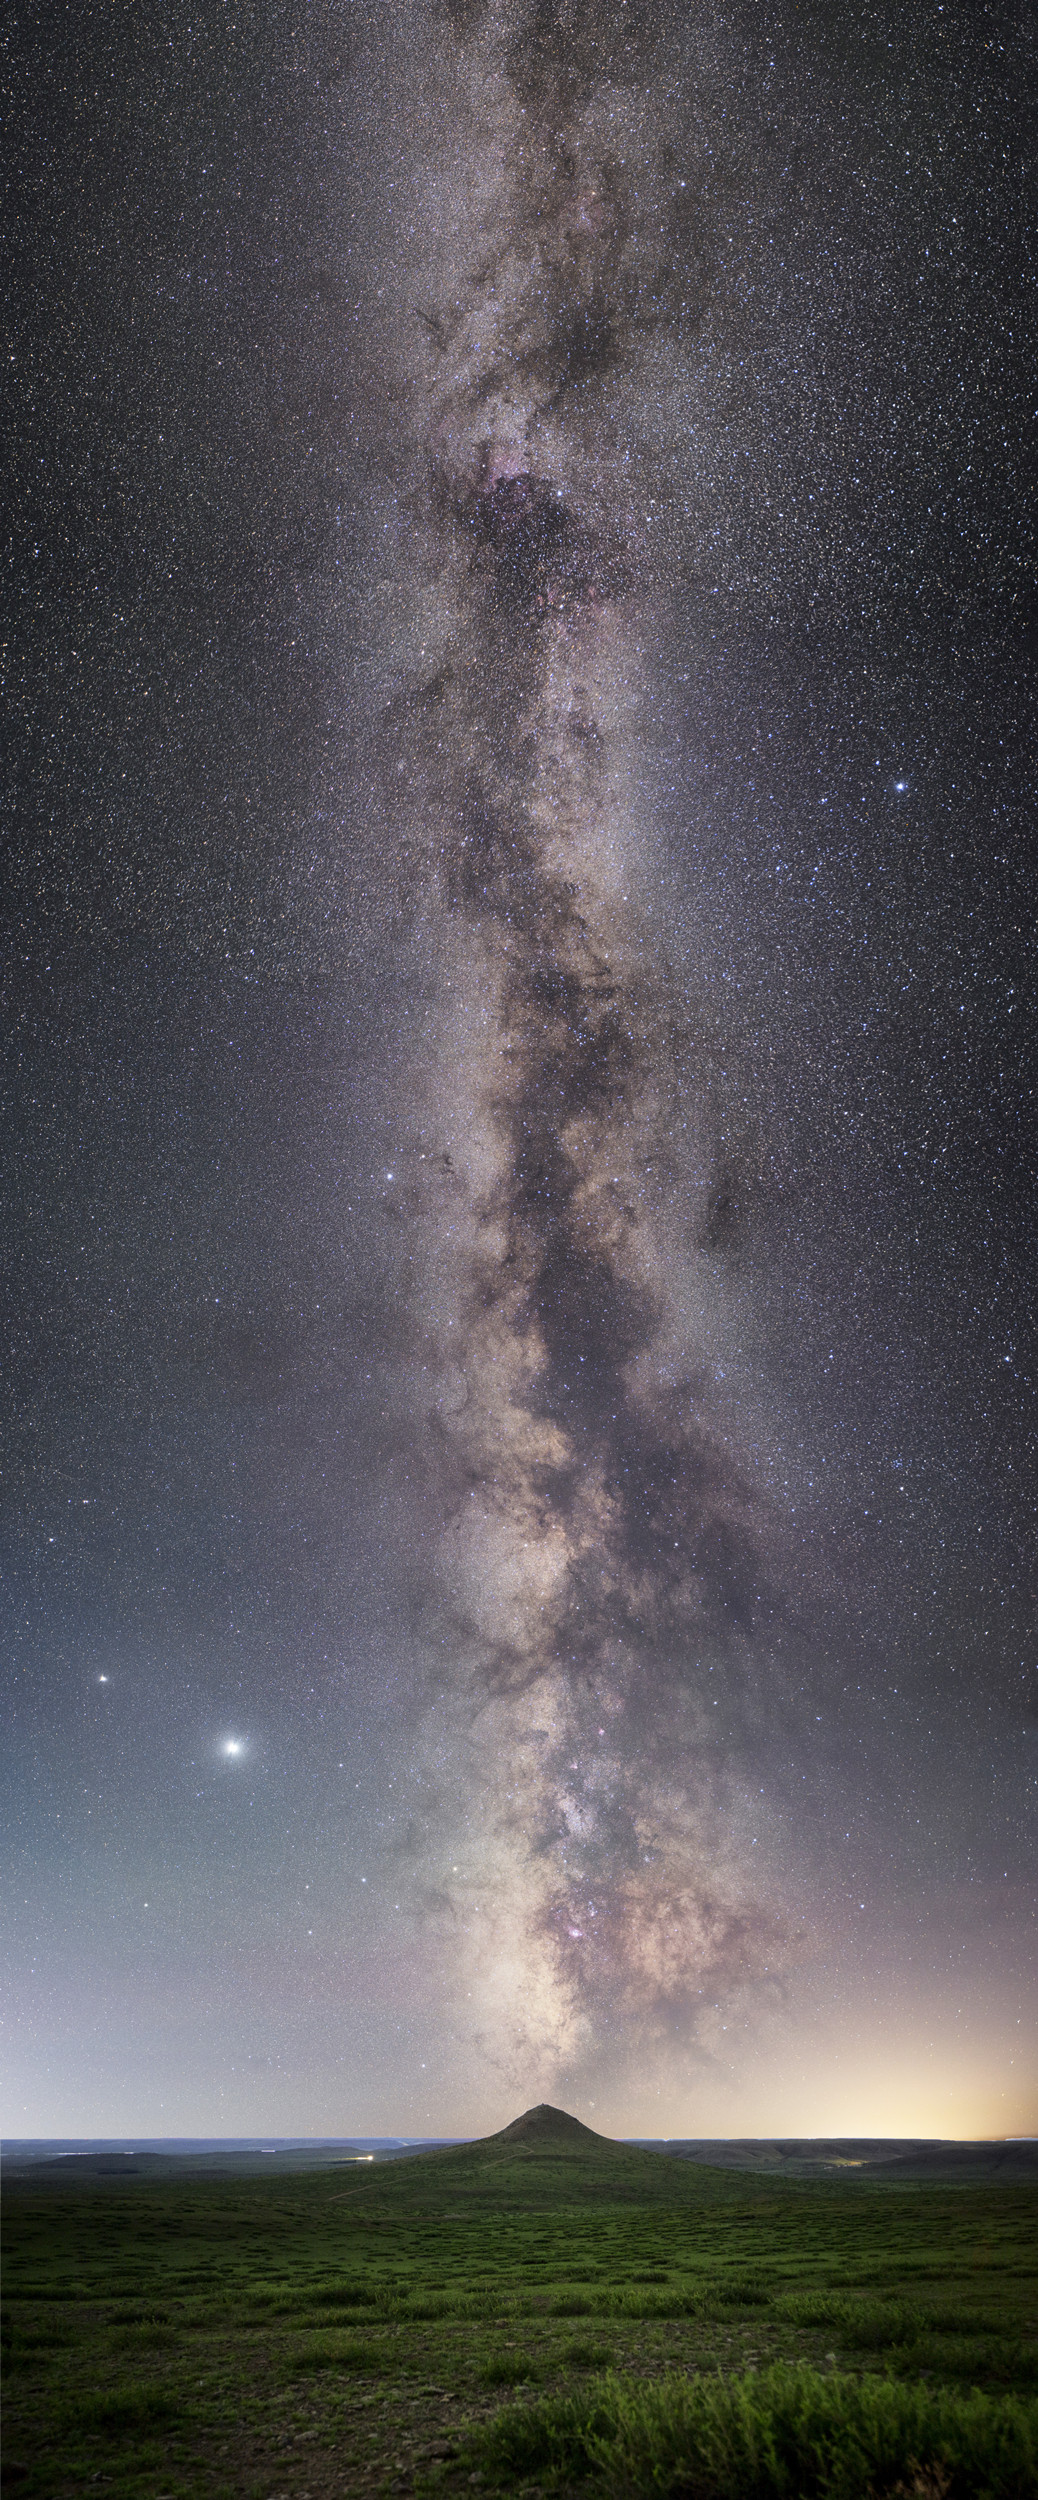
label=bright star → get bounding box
[221,1738,245,1758]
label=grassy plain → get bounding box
[3,2115,1037,2498]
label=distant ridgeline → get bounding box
[4,2105,1036,2183]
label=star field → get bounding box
[1,0,1035,2138]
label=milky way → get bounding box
[5,0,1035,2140]
[361,0,799,2091]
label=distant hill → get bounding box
[327,2111,1038,2210]
[326,2106,740,2212]
[470,2103,614,2152]
[5,2115,1034,2197]
[0,2142,456,2183]
[635,2137,1038,2184]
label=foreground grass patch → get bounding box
[779,2293,996,2346]
[480,2352,544,2387]
[557,2340,617,2370]
[288,2332,386,2374]
[458,2364,1038,2497]
[63,2383,185,2432]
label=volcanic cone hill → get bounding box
[487,2103,611,2150]
[329,2105,743,2213]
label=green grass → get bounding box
[3,2130,1036,2496]
[457,2365,1038,2495]
[288,2331,387,2373]
[63,2384,186,2432]
[558,2339,618,2370]
[480,2352,544,2386]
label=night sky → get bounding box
[3,0,1036,2142]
